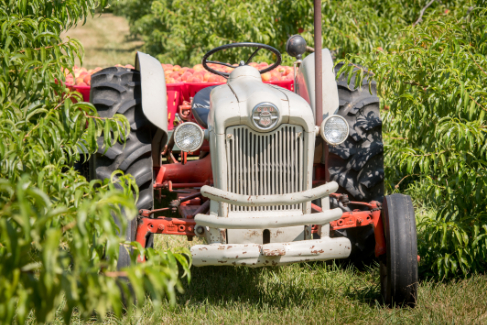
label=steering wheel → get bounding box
[202,42,282,78]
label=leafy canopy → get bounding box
[0,1,190,324]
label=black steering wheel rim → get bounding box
[202,42,282,78]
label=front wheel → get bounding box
[380,194,418,307]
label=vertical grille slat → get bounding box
[226,125,305,212]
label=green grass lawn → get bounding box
[49,232,487,324]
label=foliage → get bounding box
[114,0,487,277]
[112,0,427,66]
[0,1,190,324]
[338,2,487,278]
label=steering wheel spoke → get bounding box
[202,42,281,78]
[245,47,262,65]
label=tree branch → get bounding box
[413,0,439,26]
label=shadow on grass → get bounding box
[176,260,383,309]
[178,265,321,308]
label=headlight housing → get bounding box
[320,115,349,146]
[251,102,279,130]
[174,122,204,152]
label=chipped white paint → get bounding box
[191,236,352,267]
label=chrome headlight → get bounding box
[174,122,204,152]
[320,115,349,146]
[251,102,279,130]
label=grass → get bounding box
[48,232,487,324]
[55,13,487,325]
[61,13,143,70]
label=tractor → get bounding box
[87,0,418,307]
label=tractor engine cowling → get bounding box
[191,65,351,266]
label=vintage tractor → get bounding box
[87,1,418,307]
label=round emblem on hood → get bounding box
[251,103,279,130]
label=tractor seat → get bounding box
[191,85,218,129]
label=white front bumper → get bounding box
[192,181,351,267]
[191,236,351,267]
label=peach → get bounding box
[192,75,203,82]
[208,75,219,83]
[194,70,205,77]
[204,72,212,82]
[181,72,192,82]
[271,70,280,77]
[193,64,204,72]
[78,82,88,86]
[261,72,271,82]
[75,77,84,85]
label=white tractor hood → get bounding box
[207,65,315,135]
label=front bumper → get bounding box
[191,182,351,267]
[191,237,351,267]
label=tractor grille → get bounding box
[225,124,305,212]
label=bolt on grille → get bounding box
[225,124,305,212]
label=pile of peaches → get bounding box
[64,63,294,87]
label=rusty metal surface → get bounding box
[314,0,323,127]
[191,236,351,267]
[135,216,196,262]
[136,217,196,238]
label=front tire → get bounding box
[89,67,154,269]
[380,194,418,307]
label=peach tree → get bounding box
[0,1,190,324]
[338,2,487,278]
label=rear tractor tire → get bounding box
[89,67,154,269]
[329,63,384,267]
